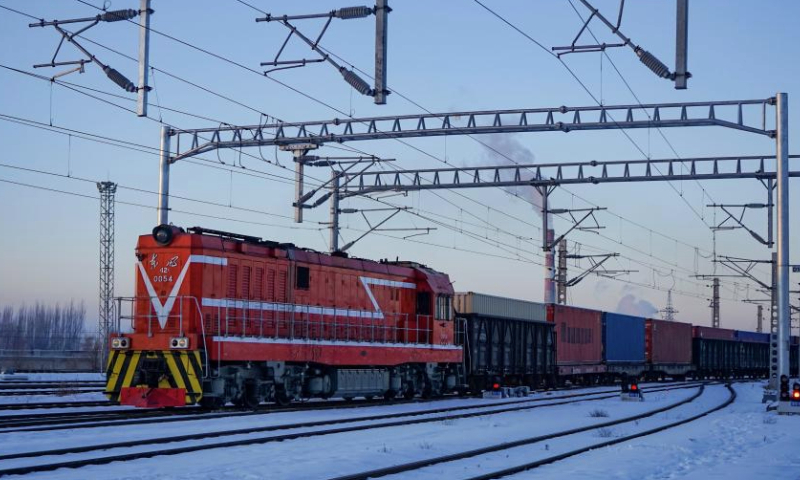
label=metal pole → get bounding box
[374,0,389,104]
[157,125,170,225]
[770,251,779,391]
[294,152,305,223]
[757,304,763,333]
[136,0,151,117]
[330,171,340,252]
[767,177,774,247]
[674,0,689,89]
[711,277,720,328]
[557,239,567,304]
[775,92,790,382]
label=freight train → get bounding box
[106,226,797,408]
[457,292,798,389]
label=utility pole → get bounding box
[97,181,117,370]
[757,304,764,333]
[557,239,568,304]
[711,277,721,328]
[329,171,340,253]
[137,0,152,117]
[775,93,790,411]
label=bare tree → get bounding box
[0,302,87,352]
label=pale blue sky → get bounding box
[1,0,798,334]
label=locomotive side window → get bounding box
[416,291,431,315]
[296,266,310,290]
[435,295,453,320]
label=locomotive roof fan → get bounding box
[152,224,182,246]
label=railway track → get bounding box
[0,382,686,433]
[0,382,704,477]
[0,400,112,411]
[329,384,736,480]
[0,382,105,390]
[0,389,104,397]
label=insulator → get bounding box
[103,66,136,92]
[635,48,671,79]
[335,6,373,19]
[100,9,139,22]
[340,68,374,96]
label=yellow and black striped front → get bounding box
[105,350,203,406]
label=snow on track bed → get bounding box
[0,382,685,432]
[0,383,702,479]
[513,382,800,480]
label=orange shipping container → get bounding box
[646,319,692,364]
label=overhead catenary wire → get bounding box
[471,0,713,230]
[5,2,540,247]
[2,2,752,307]
[228,1,738,292]
[57,0,721,270]
[231,0,725,264]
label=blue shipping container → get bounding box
[735,330,770,343]
[603,312,646,363]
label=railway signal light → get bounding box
[793,383,800,401]
[630,382,639,392]
[779,375,790,402]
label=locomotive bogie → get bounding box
[197,361,461,406]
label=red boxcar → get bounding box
[645,319,693,378]
[547,305,604,377]
[693,326,737,341]
[105,226,463,408]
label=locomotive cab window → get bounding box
[416,291,431,315]
[436,295,452,320]
[296,266,310,290]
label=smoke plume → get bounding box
[480,134,549,220]
[615,294,659,318]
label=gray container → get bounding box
[454,292,546,322]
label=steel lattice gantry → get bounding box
[168,98,774,161]
[154,93,793,388]
[326,155,800,196]
[97,181,117,370]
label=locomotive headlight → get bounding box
[111,337,130,349]
[152,224,175,246]
[170,337,189,349]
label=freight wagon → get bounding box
[645,319,693,380]
[692,326,739,378]
[602,312,646,377]
[547,304,605,383]
[734,331,769,377]
[454,292,556,390]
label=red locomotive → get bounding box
[105,226,463,408]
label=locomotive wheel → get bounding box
[274,387,292,406]
[242,380,260,409]
[383,390,397,401]
[402,384,415,400]
[200,396,224,409]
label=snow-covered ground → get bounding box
[0,373,105,382]
[1,382,797,479]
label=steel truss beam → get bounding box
[313,155,800,200]
[168,98,775,162]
